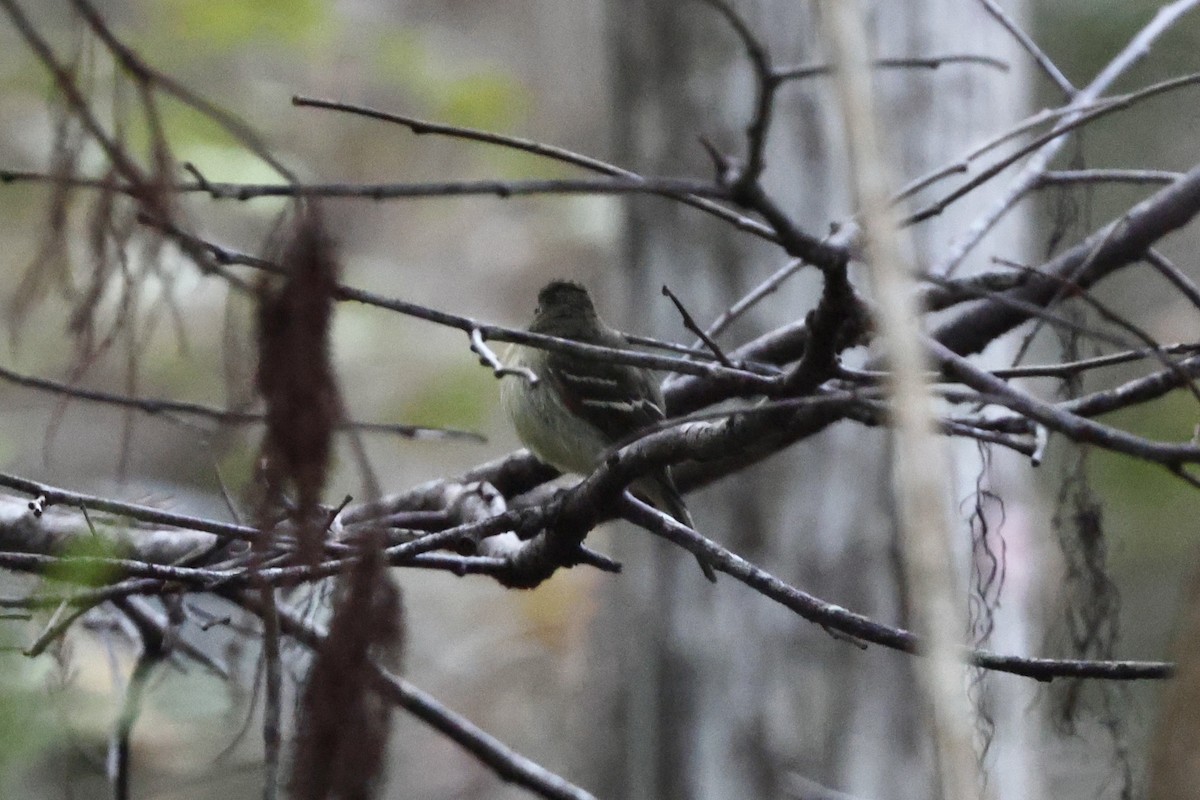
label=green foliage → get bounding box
[395,362,495,433]
[371,27,533,125]
[44,532,125,588]
[146,0,333,53]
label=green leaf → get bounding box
[44,533,126,588]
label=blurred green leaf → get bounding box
[372,28,431,88]
[146,0,332,52]
[396,363,495,433]
[44,533,125,588]
[437,72,530,133]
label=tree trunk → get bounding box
[586,2,1039,799]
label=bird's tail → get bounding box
[637,472,717,583]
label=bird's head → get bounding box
[530,280,599,335]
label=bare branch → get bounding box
[242,596,599,800]
[979,0,1075,96]
[291,94,776,243]
[617,496,1170,681]
[905,72,1200,227]
[775,53,1009,81]
[470,328,537,384]
[0,362,485,442]
[935,0,1200,274]
[1037,168,1182,187]
[661,285,733,367]
[934,162,1200,356]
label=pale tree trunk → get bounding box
[584,2,1040,799]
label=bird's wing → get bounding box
[543,344,666,443]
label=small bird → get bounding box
[501,280,716,581]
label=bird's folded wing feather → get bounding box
[544,346,666,442]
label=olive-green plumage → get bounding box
[501,281,715,581]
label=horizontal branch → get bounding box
[935,162,1200,356]
[0,454,1176,684]
[0,473,257,543]
[774,53,1009,81]
[621,496,1170,681]
[0,363,484,442]
[291,94,778,244]
[138,215,781,389]
[931,341,1200,467]
[962,354,1200,434]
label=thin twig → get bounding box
[906,71,1200,227]
[1037,168,1181,187]
[470,328,537,384]
[238,595,599,800]
[962,355,1200,433]
[990,256,1200,404]
[661,285,732,367]
[136,213,780,389]
[697,0,776,187]
[203,174,726,200]
[893,99,1120,204]
[934,0,1200,275]
[708,259,807,344]
[290,94,776,243]
[979,0,1075,96]
[775,53,1009,81]
[0,471,258,542]
[1144,248,1200,313]
[989,343,1200,379]
[617,496,1171,680]
[930,339,1200,468]
[931,162,1200,356]
[0,363,485,442]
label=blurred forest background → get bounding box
[0,1,1197,798]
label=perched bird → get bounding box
[501,280,716,581]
